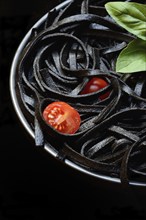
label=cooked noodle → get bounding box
[16,0,146,185]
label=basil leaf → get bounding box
[116,39,146,73]
[105,2,146,40]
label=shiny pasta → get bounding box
[16,0,146,185]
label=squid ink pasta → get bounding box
[15,0,146,185]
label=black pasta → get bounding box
[16,0,146,185]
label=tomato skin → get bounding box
[42,101,81,134]
[80,77,110,100]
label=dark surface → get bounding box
[0,1,146,219]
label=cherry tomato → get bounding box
[42,101,81,134]
[80,77,110,100]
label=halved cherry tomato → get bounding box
[43,101,81,134]
[80,77,110,100]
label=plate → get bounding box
[10,0,146,188]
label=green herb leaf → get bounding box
[116,39,146,73]
[105,2,146,41]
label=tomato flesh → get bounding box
[81,77,110,100]
[43,101,81,134]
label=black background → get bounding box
[0,0,146,219]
